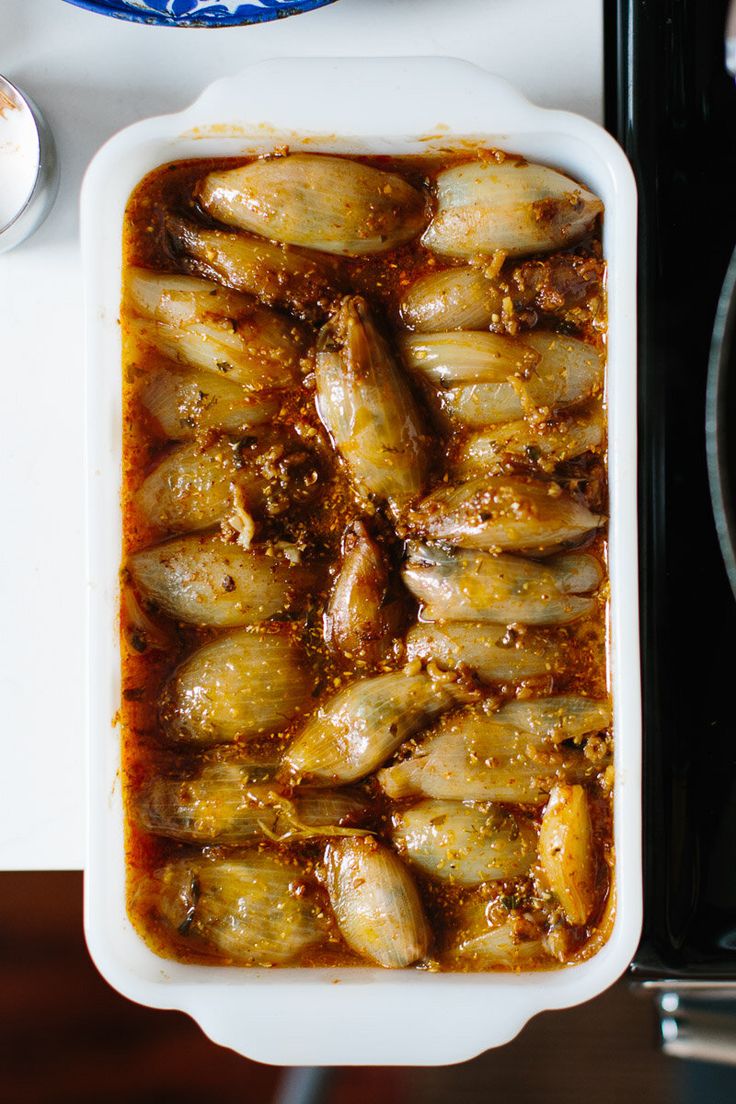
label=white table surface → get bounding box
[0,0,603,870]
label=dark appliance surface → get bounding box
[707,242,736,604]
[605,0,736,980]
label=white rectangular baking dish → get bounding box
[82,57,640,1067]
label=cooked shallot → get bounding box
[422,158,602,258]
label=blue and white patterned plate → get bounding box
[62,0,338,27]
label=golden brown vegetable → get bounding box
[136,432,319,535]
[404,621,560,682]
[378,697,607,803]
[451,905,550,968]
[153,854,325,964]
[139,362,279,441]
[316,296,429,511]
[138,762,369,844]
[400,265,506,332]
[538,783,596,925]
[403,476,602,553]
[391,800,536,886]
[128,532,316,627]
[199,154,426,256]
[164,213,342,322]
[324,838,431,967]
[324,521,401,663]
[126,269,306,390]
[402,330,540,385]
[284,670,464,784]
[402,542,601,625]
[159,628,315,745]
[455,409,604,475]
[422,158,602,258]
[494,696,612,744]
[405,331,603,427]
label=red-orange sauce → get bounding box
[120,151,612,970]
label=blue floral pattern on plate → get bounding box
[62,0,337,27]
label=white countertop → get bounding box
[0,0,603,870]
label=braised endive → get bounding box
[538,784,597,925]
[450,906,550,969]
[402,330,540,386]
[400,265,507,333]
[324,521,402,663]
[403,331,603,427]
[454,410,604,475]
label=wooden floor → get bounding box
[0,872,679,1103]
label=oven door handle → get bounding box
[656,990,736,1066]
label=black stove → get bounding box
[605,0,736,988]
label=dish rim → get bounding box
[82,56,641,1067]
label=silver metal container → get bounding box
[0,75,59,255]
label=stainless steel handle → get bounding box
[657,991,736,1066]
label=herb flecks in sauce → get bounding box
[121,150,611,971]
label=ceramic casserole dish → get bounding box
[82,56,641,1066]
